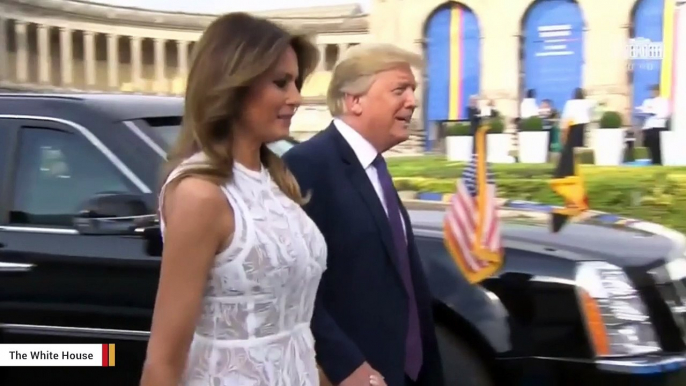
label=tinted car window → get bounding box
[138,121,298,157]
[10,127,135,227]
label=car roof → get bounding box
[0,92,183,121]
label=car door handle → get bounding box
[0,262,34,272]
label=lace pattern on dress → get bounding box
[159,153,327,386]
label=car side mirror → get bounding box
[73,193,156,235]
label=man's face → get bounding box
[359,65,417,151]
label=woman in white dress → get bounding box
[139,12,327,386]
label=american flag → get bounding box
[443,151,503,281]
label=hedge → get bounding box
[388,156,686,234]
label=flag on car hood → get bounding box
[443,123,504,284]
[548,124,589,233]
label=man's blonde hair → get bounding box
[326,43,423,116]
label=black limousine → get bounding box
[1,93,685,386]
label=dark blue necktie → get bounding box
[372,154,423,380]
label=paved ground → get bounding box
[403,199,448,210]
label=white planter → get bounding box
[661,131,686,165]
[446,136,473,162]
[487,133,514,163]
[518,131,549,163]
[593,128,625,166]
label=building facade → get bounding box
[372,0,676,150]
[0,0,371,143]
[0,0,677,152]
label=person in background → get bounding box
[561,87,593,148]
[511,89,539,162]
[539,99,560,159]
[480,98,500,119]
[487,99,500,118]
[466,95,481,152]
[637,84,669,165]
[520,89,539,119]
[467,95,481,135]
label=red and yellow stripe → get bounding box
[101,344,115,367]
[448,6,463,121]
[660,0,676,106]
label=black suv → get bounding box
[1,93,686,386]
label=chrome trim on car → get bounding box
[530,355,686,375]
[0,114,151,193]
[0,226,79,235]
[595,356,686,374]
[0,262,34,272]
[123,120,166,158]
[0,323,150,340]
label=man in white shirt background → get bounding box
[520,89,539,119]
[561,87,594,148]
[637,84,670,165]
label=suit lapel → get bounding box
[325,124,406,286]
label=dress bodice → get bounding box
[159,153,327,385]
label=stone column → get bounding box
[480,31,521,122]
[83,31,96,88]
[316,44,326,70]
[177,40,189,78]
[59,27,73,87]
[130,36,142,91]
[154,38,165,93]
[0,18,7,81]
[106,34,118,89]
[583,25,630,114]
[15,21,28,83]
[37,24,50,84]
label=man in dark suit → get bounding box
[283,43,443,386]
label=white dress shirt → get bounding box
[333,118,407,236]
[520,98,539,118]
[561,99,593,125]
[638,97,669,130]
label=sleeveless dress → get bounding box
[159,153,328,386]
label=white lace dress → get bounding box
[159,153,327,386]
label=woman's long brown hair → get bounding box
[162,12,318,204]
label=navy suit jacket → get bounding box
[283,123,443,386]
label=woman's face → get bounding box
[238,45,302,143]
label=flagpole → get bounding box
[474,124,488,253]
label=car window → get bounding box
[10,127,136,227]
[138,121,298,158]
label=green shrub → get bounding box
[486,116,505,134]
[388,158,686,233]
[635,146,648,159]
[577,148,595,164]
[599,111,624,128]
[445,123,471,136]
[520,116,543,131]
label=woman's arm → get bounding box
[139,177,234,386]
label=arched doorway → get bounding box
[630,0,665,116]
[521,0,585,111]
[423,2,481,151]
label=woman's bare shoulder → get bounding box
[165,177,230,221]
